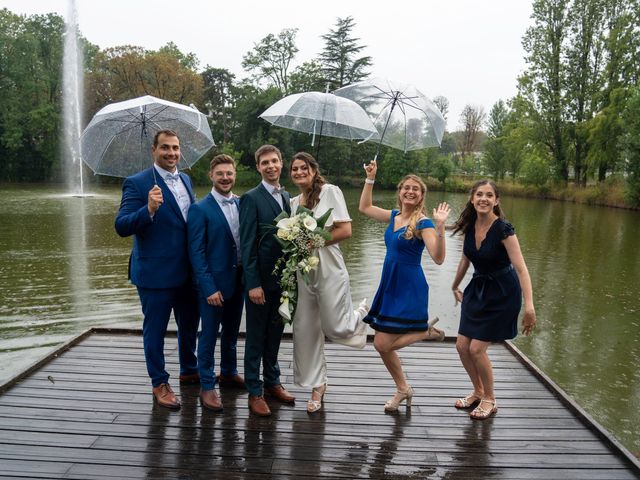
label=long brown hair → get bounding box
[290,152,326,209]
[396,174,427,240]
[452,179,504,235]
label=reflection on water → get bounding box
[0,183,638,455]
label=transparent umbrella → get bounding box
[334,78,445,160]
[80,95,215,178]
[259,91,379,156]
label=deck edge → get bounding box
[504,339,640,471]
[0,327,96,394]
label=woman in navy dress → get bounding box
[359,159,450,412]
[451,180,536,419]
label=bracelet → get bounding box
[365,178,375,185]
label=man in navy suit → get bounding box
[115,129,200,409]
[187,154,245,412]
[240,144,296,417]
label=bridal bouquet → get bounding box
[272,206,333,323]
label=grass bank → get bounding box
[337,174,638,210]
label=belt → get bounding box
[472,265,513,301]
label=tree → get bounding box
[318,16,372,90]
[620,87,640,206]
[482,100,510,179]
[289,60,325,93]
[202,67,236,144]
[457,104,486,157]
[86,43,203,115]
[0,9,65,181]
[564,0,606,185]
[432,96,449,125]
[242,28,298,94]
[520,0,570,182]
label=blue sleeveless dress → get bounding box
[459,218,521,341]
[363,210,435,333]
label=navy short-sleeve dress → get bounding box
[363,210,435,333]
[459,218,521,342]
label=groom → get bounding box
[239,144,296,416]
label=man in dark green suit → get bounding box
[239,145,296,416]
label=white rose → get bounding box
[308,256,319,268]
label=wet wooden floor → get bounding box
[0,329,638,479]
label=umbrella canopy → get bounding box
[81,95,215,178]
[334,78,445,159]
[259,91,379,146]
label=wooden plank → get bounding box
[0,331,637,480]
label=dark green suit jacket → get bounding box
[239,183,291,293]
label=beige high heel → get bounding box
[307,384,327,413]
[384,385,414,412]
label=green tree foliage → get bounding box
[202,67,235,144]
[0,9,65,181]
[482,100,510,179]
[620,87,640,206]
[86,43,203,116]
[318,16,372,90]
[289,60,325,93]
[520,150,551,187]
[520,0,570,182]
[242,28,298,95]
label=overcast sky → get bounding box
[2,0,533,130]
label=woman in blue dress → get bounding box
[451,180,536,420]
[359,159,450,412]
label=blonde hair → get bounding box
[396,174,427,240]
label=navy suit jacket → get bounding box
[115,166,196,289]
[187,193,241,300]
[239,183,291,292]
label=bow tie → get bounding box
[165,173,180,183]
[271,186,285,195]
[220,198,236,205]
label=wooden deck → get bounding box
[0,329,638,479]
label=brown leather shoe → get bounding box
[200,389,223,412]
[179,372,200,385]
[217,373,245,389]
[152,383,181,409]
[265,384,296,404]
[248,395,271,417]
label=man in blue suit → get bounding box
[187,154,245,412]
[240,144,296,417]
[115,129,200,409]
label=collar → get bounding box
[211,189,235,203]
[154,164,179,180]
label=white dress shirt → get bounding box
[262,180,284,210]
[211,189,241,262]
[155,164,191,221]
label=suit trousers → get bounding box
[243,288,285,396]
[197,271,244,391]
[137,283,199,387]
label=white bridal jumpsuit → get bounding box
[290,184,367,388]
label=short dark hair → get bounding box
[153,129,179,147]
[209,154,236,171]
[254,144,282,164]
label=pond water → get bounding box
[0,183,638,455]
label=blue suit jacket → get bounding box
[187,193,241,300]
[115,166,196,289]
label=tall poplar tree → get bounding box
[520,0,570,182]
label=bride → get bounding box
[288,152,368,413]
